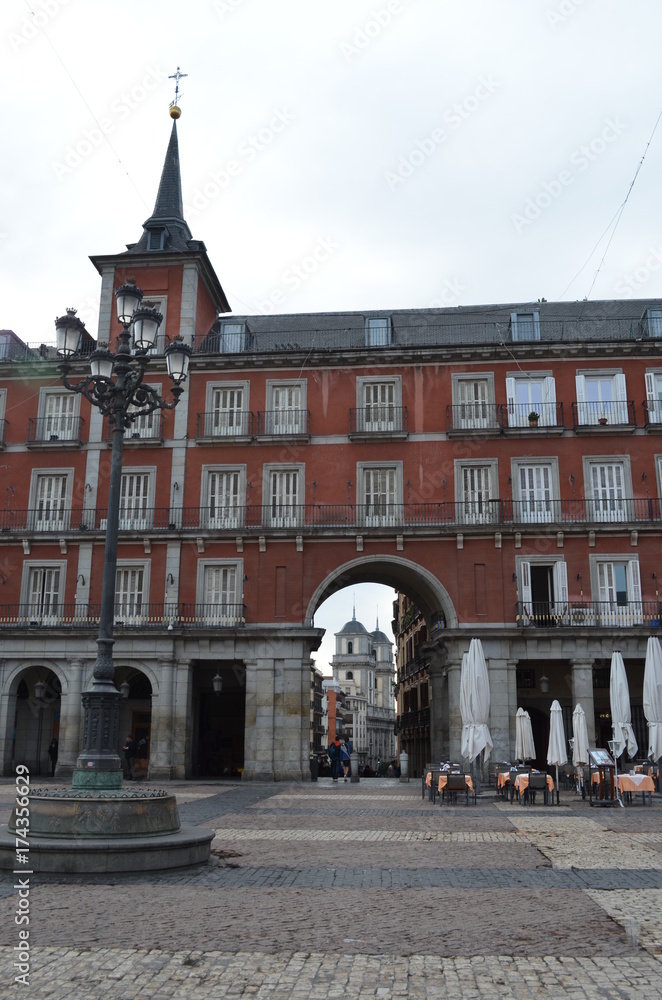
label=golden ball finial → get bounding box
[169,104,181,120]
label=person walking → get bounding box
[48,738,58,777]
[123,734,137,780]
[328,736,343,783]
[341,739,352,781]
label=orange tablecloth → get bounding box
[438,774,474,793]
[425,772,432,787]
[618,774,655,794]
[515,774,554,794]
[497,772,510,789]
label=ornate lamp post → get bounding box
[55,280,191,789]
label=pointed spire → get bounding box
[352,594,356,620]
[150,120,184,221]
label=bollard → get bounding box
[309,755,318,782]
[399,750,409,782]
[350,751,360,783]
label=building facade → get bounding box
[1,118,662,781]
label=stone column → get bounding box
[428,644,448,764]
[56,659,85,778]
[0,664,17,776]
[571,659,596,744]
[486,657,516,766]
[243,657,275,781]
[172,659,192,779]
[149,659,175,780]
[274,657,309,782]
[507,659,519,759]
[447,655,463,762]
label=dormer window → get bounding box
[219,321,247,353]
[147,227,166,251]
[644,308,662,338]
[510,310,540,342]
[365,316,392,347]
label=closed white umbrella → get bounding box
[643,636,662,762]
[572,703,590,797]
[515,708,536,762]
[547,700,567,805]
[609,650,638,760]
[460,638,493,768]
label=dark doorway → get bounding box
[194,663,246,777]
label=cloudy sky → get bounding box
[3,0,662,670]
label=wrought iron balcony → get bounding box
[571,400,637,429]
[516,600,662,628]
[395,707,430,732]
[446,403,502,435]
[195,410,253,440]
[0,602,246,629]
[503,401,565,430]
[349,406,408,438]
[643,399,662,429]
[256,409,310,438]
[107,413,164,444]
[26,416,85,446]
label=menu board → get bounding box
[588,748,614,767]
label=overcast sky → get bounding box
[3,0,662,668]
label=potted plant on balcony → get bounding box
[598,414,608,425]
[528,411,540,427]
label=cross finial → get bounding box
[168,66,188,116]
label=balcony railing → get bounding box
[395,707,430,732]
[447,403,502,433]
[571,400,636,429]
[108,414,164,444]
[643,399,662,428]
[256,410,310,437]
[349,406,408,435]
[195,410,253,439]
[26,417,85,446]
[504,402,565,429]
[0,602,246,629]
[516,601,662,628]
[1,498,660,534]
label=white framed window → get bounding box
[119,470,153,530]
[583,458,631,523]
[365,316,392,347]
[358,462,402,527]
[38,390,79,441]
[30,470,72,532]
[451,374,496,430]
[264,465,304,528]
[510,310,540,342]
[114,564,148,624]
[205,381,249,437]
[203,466,245,529]
[0,334,11,360]
[455,460,498,524]
[518,560,568,625]
[21,562,65,625]
[217,321,247,354]
[127,384,162,439]
[357,377,401,432]
[266,380,307,435]
[645,371,662,424]
[644,308,662,338]
[591,556,642,626]
[197,560,242,625]
[512,459,558,523]
[506,375,557,427]
[575,372,628,424]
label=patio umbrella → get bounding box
[572,703,590,797]
[643,636,662,762]
[609,650,638,760]
[460,639,493,786]
[515,708,536,763]
[547,700,567,804]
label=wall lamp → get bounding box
[166,573,175,585]
[212,672,223,696]
[77,574,86,586]
[120,681,131,699]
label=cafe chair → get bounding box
[526,771,550,805]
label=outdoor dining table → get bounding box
[437,773,474,794]
[514,772,554,804]
[617,772,655,805]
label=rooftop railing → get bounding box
[0,602,246,629]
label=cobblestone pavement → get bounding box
[1,778,662,997]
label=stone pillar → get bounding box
[399,749,409,782]
[486,657,516,765]
[571,659,596,744]
[172,659,192,779]
[274,657,309,781]
[0,665,17,776]
[507,659,518,759]
[149,659,175,780]
[447,656,463,762]
[427,643,448,763]
[56,659,85,778]
[243,657,275,781]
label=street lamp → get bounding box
[55,280,191,789]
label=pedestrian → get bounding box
[48,738,58,777]
[341,739,352,781]
[123,733,137,779]
[328,735,343,782]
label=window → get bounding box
[575,372,628,424]
[24,565,63,624]
[206,383,249,437]
[138,298,167,356]
[31,473,70,532]
[584,459,630,523]
[119,471,152,530]
[40,391,78,441]
[518,560,568,625]
[346,670,354,680]
[204,468,244,529]
[199,562,241,624]
[592,557,642,625]
[512,460,558,523]
[365,316,392,347]
[506,375,556,427]
[147,227,166,251]
[0,334,10,360]
[450,374,496,430]
[217,321,247,354]
[644,309,662,338]
[363,380,395,432]
[456,461,498,524]
[359,463,401,527]
[127,384,161,439]
[266,466,303,528]
[347,643,353,655]
[645,371,662,424]
[510,310,540,342]
[114,566,146,624]
[265,381,307,435]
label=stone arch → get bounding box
[306,555,457,629]
[5,659,68,697]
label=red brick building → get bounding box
[1,118,661,780]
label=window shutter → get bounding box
[553,561,568,618]
[520,561,532,619]
[575,375,587,424]
[542,377,556,426]
[614,373,628,423]
[505,377,517,426]
[645,372,659,424]
[628,559,642,623]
